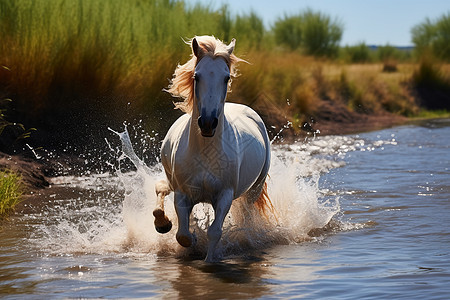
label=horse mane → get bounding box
[166,36,244,114]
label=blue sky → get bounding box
[194,0,449,46]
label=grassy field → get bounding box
[0,0,449,152]
[234,56,420,115]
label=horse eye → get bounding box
[224,75,230,83]
[194,73,199,82]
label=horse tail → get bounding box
[254,180,278,222]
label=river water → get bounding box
[1,119,449,299]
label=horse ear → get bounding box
[192,38,202,58]
[227,38,236,55]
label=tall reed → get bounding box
[0,0,268,150]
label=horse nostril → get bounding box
[197,115,218,133]
[212,117,218,129]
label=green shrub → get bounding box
[412,56,450,110]
[342,43,373,63]
[411,12,450,61]
[301,9,342,58]
[413,57,450,90]
[377,44,401,62]
[273,9,343,58]
[231,11,265,50]
[273,14,304,51]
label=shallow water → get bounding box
[1,119,449,299]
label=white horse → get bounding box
[153,36,272,262]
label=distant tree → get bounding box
[377,44,400,62]
[273,14,303,50]
[411,12,450,61]
[342,43,372,63]
[273,9,343,58]
[232,11,265,50]
[301,9,343,57]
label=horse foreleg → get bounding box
[174,191,195,247]
[205,189,233,262]
[153,180,172,234]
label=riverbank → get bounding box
[256,95,410,142]
[0,110,409,195]
[0,152,49,191]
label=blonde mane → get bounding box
[166,36,244,114]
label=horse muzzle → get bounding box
[198,115,218,137]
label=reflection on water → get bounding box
[159,257,273,299]
[1,119,449,298]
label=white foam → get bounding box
[35,129,353,258]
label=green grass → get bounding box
[413,109,450,119]
[0,169,22,218]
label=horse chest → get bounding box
[172,147,237,202]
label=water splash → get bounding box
[270,121,292,144]
[34,126,355,258]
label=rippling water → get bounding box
[1,119,449,299]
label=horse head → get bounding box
[192,37,235,137]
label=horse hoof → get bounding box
[176,234,193,247]
[155,220,172,234]
[153,208,172,234]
